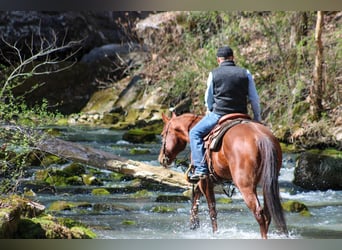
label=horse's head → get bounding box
[158,112,188,167]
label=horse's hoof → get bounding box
[190,222,200,230]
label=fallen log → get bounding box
[37,137,190,190]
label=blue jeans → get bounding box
[189,112,222,174]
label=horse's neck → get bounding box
[179,114,201,141]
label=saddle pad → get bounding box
[208,118,250,151]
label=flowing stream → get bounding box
[34,126,342,239]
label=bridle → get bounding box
[160,115,199,168]
[160,120,172,166]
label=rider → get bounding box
[189,45,261,181]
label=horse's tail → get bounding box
[258,136,288,235]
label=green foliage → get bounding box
[185,11,224,48]
[150,11,340,148]
[0,126,42,193]
[0,75,66,194]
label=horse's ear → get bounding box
[161,113,170,123]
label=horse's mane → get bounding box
[175,113,202,120]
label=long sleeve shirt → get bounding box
[204,70,261,122]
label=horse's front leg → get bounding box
[199,177,217,233]
[190,185,202,230]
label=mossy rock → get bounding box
[121,220,136,225]
[155,195,190,203]
[307,148,342,159]
[91,188,110,196]
[65,176,84,185]
[56,118,69,126]
[0,205,22,238]
[109,172,126,181]
[151,205,176,213]
[93,203,132,212]
[110,121,132,130]
[48,201,73,211]
[280,143,300,153]
[16,218,46,238]
[17,215,96,239]
[45,175,69,186]
[82,174,103,185]
[134,119,164,134]
[69,226,97,239]
[282,200,311,216]
[41,154,66,166]
[122,128,157,143]
[62,162,86,177]
[48,201,92,211]
[58,217,97,239]
[216,197,233,204]
[129,148,151,155]
[102,112,121,125]
[130,189,152,198]
[41,165,85,186]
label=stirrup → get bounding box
[185,164,195,182]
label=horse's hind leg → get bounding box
[238,187,268,239]
[190,185,202,230]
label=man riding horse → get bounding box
[158,46,287,238]
[189,45,261,181]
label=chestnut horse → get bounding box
[158,112,288,239]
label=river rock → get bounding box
[293,151,342,190]
[282,200,311,216]
[0,195,46,238]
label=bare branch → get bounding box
[0,29,84,99]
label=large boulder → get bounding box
[0,11,150,63]
[68,12,187,127]
[135,11,184,50]
[293,151,342,190]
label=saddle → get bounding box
[204,113,251,151]
[203,113,251,182]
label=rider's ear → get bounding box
[172,112,177,119]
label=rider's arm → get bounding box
[247,70,261,122]
[205,72,214,113]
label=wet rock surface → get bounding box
[293,151,342,191]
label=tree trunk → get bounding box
[310,11,324,120]
[37,137,190,190]
[289,12,308,49]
